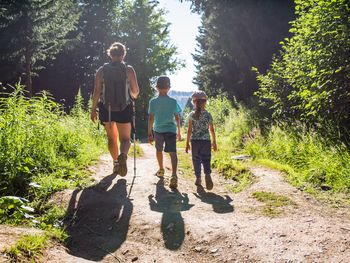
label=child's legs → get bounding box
[156,151,164,170]
[200,140,212,175]
[154,132,165,170]
[168,152,178,175]
[191,140,202,178]
[164,132,177,175]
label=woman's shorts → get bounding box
[98,102,133,125]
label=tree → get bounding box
[256,0,350,136]
[0,0,80,96]
[191,0,294,103]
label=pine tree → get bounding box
[0,0,80,96]
[191,0,294,103]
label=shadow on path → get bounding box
[65,174,133,261]
[148,177,194,250]
[194,185,234,213]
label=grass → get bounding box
[0,84,106,249]
[252,191,297,217]
[5,233,50,262]
[129,141,144,158]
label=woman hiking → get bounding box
[90,42,140,176]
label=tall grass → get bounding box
[208,97,350,193]
[0,83,105,223]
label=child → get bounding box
[185,91,217,190]
[148,76,182,188]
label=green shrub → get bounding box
[0,83,105,223]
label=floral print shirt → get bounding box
[188,110,213,140]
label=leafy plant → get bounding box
[0,196,34,224]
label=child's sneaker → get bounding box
[195,177,202,186]
[205,174,213,190]
[155,168,165,177]
[113,160,119,174]
[169,175,178,189]
[118,153,128,177]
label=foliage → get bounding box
[245,125,350,192]
[0,196,34,224]
[0,83,105,223]
[205,96,233,129]
[5,233,50,262]
[0,0,80,95]
[211,99,350,194]
[255,0,350,137]
[192,0,294,103]
[252,191,296,217]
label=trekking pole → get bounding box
[128,99,137,198]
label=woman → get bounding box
[91,42,139,176]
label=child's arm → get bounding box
[148,114,154,144]
[209,122,217,151]
[186,119,192,153]
[175,114,181,141]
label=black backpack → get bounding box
[101,61,131,112]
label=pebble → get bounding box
[194,246,202,252]
[122,249,129,255]
[132,256,138,262]
[210,248,218,253]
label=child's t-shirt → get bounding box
[148,95,182,133]
[188,110,213,140]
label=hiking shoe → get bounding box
[118,153,128,177]
[169,175,178,189]
[195,177,202,186]
[205,174,213,190]
[113,160,119,174]
[155,168,165,177]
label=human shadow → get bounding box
[148,178,194,250]
[194,185,234,213]
[65,174,133,261]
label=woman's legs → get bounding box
[116,122,131,155]
[104,122,119,160]
[116,122,131,177]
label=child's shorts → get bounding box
[153,131,176,153]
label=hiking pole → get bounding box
[128,99,137,198]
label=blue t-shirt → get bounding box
[148,95,182,133]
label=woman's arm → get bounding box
[90,68,103,122]
[127,66,140,99]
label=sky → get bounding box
[157,0,201,92]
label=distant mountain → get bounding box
[168,90,193,113]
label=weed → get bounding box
[5,233,49,262]
[252,191,297,217]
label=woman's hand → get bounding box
[90,109,97,123]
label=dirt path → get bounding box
[2,144,350,262]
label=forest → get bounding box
[0,0,349,261]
